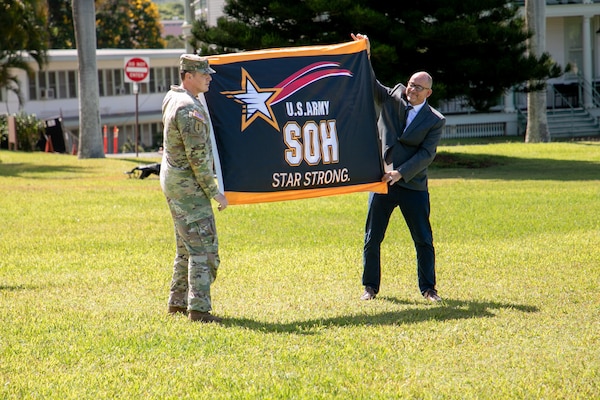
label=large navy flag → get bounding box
[205,40,387,205]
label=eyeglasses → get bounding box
[407,82,431,92]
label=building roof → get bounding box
[25,48,187,63]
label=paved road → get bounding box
[106,152,162,159]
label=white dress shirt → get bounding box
[404,102,425,131]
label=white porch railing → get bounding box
[442,122,507,139]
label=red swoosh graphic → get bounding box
[272,70,352,104]
[276,62,343,88]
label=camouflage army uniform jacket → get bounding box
[160,85,220,224]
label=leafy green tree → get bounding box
[165,35,186,49]
[14,112,44,151]
[129,0,166,48]
[0,113,45,152]
[96,0,166,49]
[157,2,184,20]
[47,0,165,49]
[191,0,562,111]
[0,0,48,109]
[48,0,76,49]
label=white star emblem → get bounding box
[221,68,281,132]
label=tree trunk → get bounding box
[525,0,550,143]
[72,0,104,158]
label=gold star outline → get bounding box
[221,68,282,132]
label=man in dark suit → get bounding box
[352,33,446,302]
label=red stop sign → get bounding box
[124,57,149,83]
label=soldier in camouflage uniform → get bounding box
[160,54,228,323]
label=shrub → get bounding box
[0,115,7,146]
[0,112,45,151]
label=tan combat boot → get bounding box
[188,311,222,323]
[167,305,187,315]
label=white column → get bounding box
[182,0,194,53]
[504,88,516,113]
[583,15,593,108]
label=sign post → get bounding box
[124,57,150,157]
[103,124,108,153]
[113,126,119,154]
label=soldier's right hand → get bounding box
[214,193,228,211]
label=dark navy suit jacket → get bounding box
[372,79,445,191]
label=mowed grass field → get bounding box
[0,141,599,399]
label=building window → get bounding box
[114,68,126,95]
[171,67,179,87]
[141,67,180,94]
[152,122,163,149]
[39,72,46,99]
[149,68,157,92]
[27,70,78,100]
[29,73,38,100]
[58,71,67,99]
[565,16,583,75]
[154,67,166,92]
[48,71,57,99]
[98,70,105,97]
[139,81,149,94]
[106,69,114,97]
[68,71,77,98]
[21,62,183,101]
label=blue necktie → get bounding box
[387,105,413,165]
[404,105,413,130]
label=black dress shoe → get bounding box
[360,286,377,300]
[423,289,442,302]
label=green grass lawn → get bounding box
[1,142,599,399]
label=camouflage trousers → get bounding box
[168,216,220,312]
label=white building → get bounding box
[194,0,226,27]
[1,48,184,152]
[2,0,600,152]
[437,1,600,139]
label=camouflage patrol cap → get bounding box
[179,54,216,74]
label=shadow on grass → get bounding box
[223,298,539,334]
[2,151,597,181]
[118,158,161,164]
[430,152,600,181]
[0,162,86,178]
[0,284,37,291]
[0,158,157,179]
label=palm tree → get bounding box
[0,56,28,112]
[0,0,48,112]
[72,0,104,158]
[525,0,550,143]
